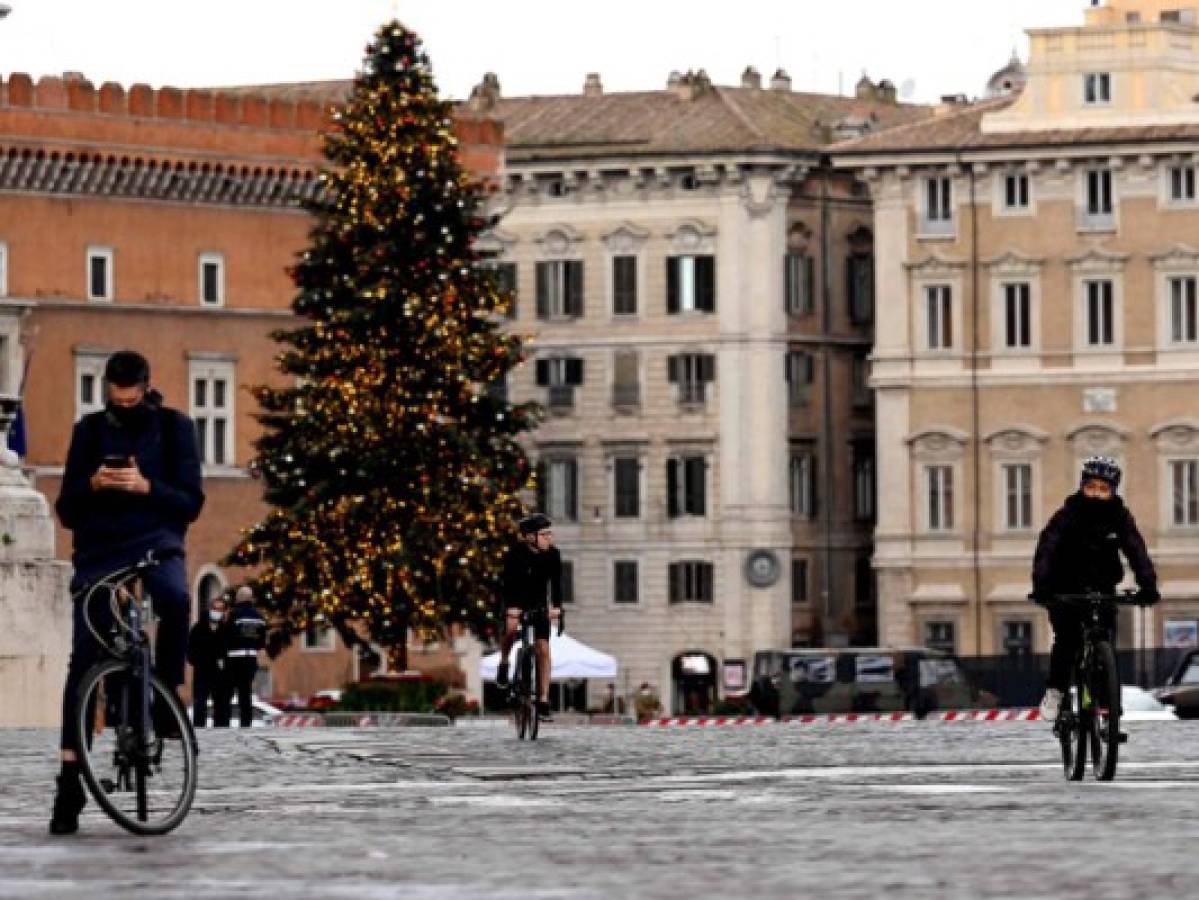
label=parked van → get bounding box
[747,647,997,718]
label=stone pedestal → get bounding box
[0,394,72,727]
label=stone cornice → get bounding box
[27,298,295,318]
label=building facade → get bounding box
[833,0,1199,656]
[464,69,926,711]
[0,71,502,703]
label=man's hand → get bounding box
[90,458,151,495]
[1134,587,1160,607]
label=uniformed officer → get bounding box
[225,586,267,727]
[186,595,230,727]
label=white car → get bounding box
[1119,685,1177,721]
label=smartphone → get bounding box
[102,454,132,469]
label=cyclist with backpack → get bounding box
[49,350,204,835]
[1030,456,1159,724]
[495,513,564,722]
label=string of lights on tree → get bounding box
[223,20,540,665]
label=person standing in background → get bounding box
[224,586,267,727]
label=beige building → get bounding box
[467,70,926,711]
[832,0,1199,657]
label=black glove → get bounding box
[557,608,565,637]
[1134,588,1160,607]
[1028,590,1050,606]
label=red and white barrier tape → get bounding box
[642,709,1041,727]
[272,714,324,727]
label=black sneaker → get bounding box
[496,661,509,688]
[536,700,553,722]
[49,772,87,836]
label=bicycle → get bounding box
[71,549,198,834]
[1035,591,1138,782]
[509,609,542,741]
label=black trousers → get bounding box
[225,658,258,727]
[1048,604,1118,693]
[192,667,230,728]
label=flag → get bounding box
[6,352,30,458]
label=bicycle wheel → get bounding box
[527,651,540,742]
[74,658,198,835]
[1059,668,1087,781]
[513,648,530,740]
[1089,640,1121,781]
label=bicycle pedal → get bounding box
[100,778,117,794]
[1118,732,1129,744]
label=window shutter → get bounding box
[804,353,814,384]
[666,257,680,314]
[696,255,716,312]
[566,459,578,520]
[804,255,815,314]
[700,563,713,603]
[666,459,680,518]
[784,255,795,312]
[535,359,550,386]
[667,355,679,383]
[535,460,547,513]
[699,354,715,383]
[567,260,584,317]
[668,563,680,604]
[565,357,584,386]
[808,456,819,517]
[685,456,706,516]
[535,262,550,319]
[785,352,794,384]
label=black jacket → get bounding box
[56,404,204,580]
[226,604,267,654]
[1032,492,1157,597]
[500,542,563,611]
[187,620,228,673]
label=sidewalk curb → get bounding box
[640,709,1042,727]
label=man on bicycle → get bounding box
[1030,456,1158,724]
[49,350,204,834]
[496,513,563,721]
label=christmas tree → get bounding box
[225,21,538,668]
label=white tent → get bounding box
[480,632,618,681]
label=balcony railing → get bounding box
[678,382,706,406]
[611,383,640,411]
[547,385,575,414]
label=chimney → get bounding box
[584,73,603,97]
[770,68,792,92]
[855,74,876,101]
[667,70,683,90]
[877,78,898,104]
[468,72,501,113]
[741,66,762,89]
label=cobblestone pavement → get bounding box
[2,719,1198,898]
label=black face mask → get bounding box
[1077,492,1118,522]
[106,401,151,430]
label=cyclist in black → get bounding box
[50,350,204,835]
[224,586,268,727]
[496,513,563,721]
[1030,456,1158,723]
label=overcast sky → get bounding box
[0,0,1090,103]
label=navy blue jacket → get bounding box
[56,405,204,581]
[1032,492,1157,597]
[227,604,267,654]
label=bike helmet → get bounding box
[1080,455,1122,489]
[518,512,552,535]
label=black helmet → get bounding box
[518,512,552,535]
[1081,455,1122,489]
[104,350,150,388]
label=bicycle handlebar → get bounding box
[1031,590,1139,608]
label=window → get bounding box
[853,446,875,522]
[1004,282,1032,349]
[925,621,956,653]
[611,350,640,410]
[790,451,817,519]
[1171,459,1199,526]
[87,246,113,301]
[535,357,584,412]
[1003,462,1034,530]
[613,456,640,518]
[1085,280,1115,346]
[791,558,809,604]
[785,253,815,315]
[854,555,875,612]
[925,285,953,350]
[1004,172,1030,210]
[668,561,714,604]
[851,355,872,408]
[925,176,953,225]
[560,560,575,604]
[613,560,639,604]
[612,255,637,315]
[667,353,715,405]
[198,252,224,306]
[1171,166,1196,203]
[535,260,584,319]
[190,359,234,466]
[74,353,108,421]
[0,241,7,296]
[1002,620,1034,656]
[926,464,955,531]
[1086,169,1113,217]
[847,253,874,324]
[1083,72,1111,104]
[538,457,578,522]
[666,254,716,313]
[1170,276,1198,344]
[785,350,814,406]
[302,621,336,652]
[666,455,706,518]
[489,262,518,318]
